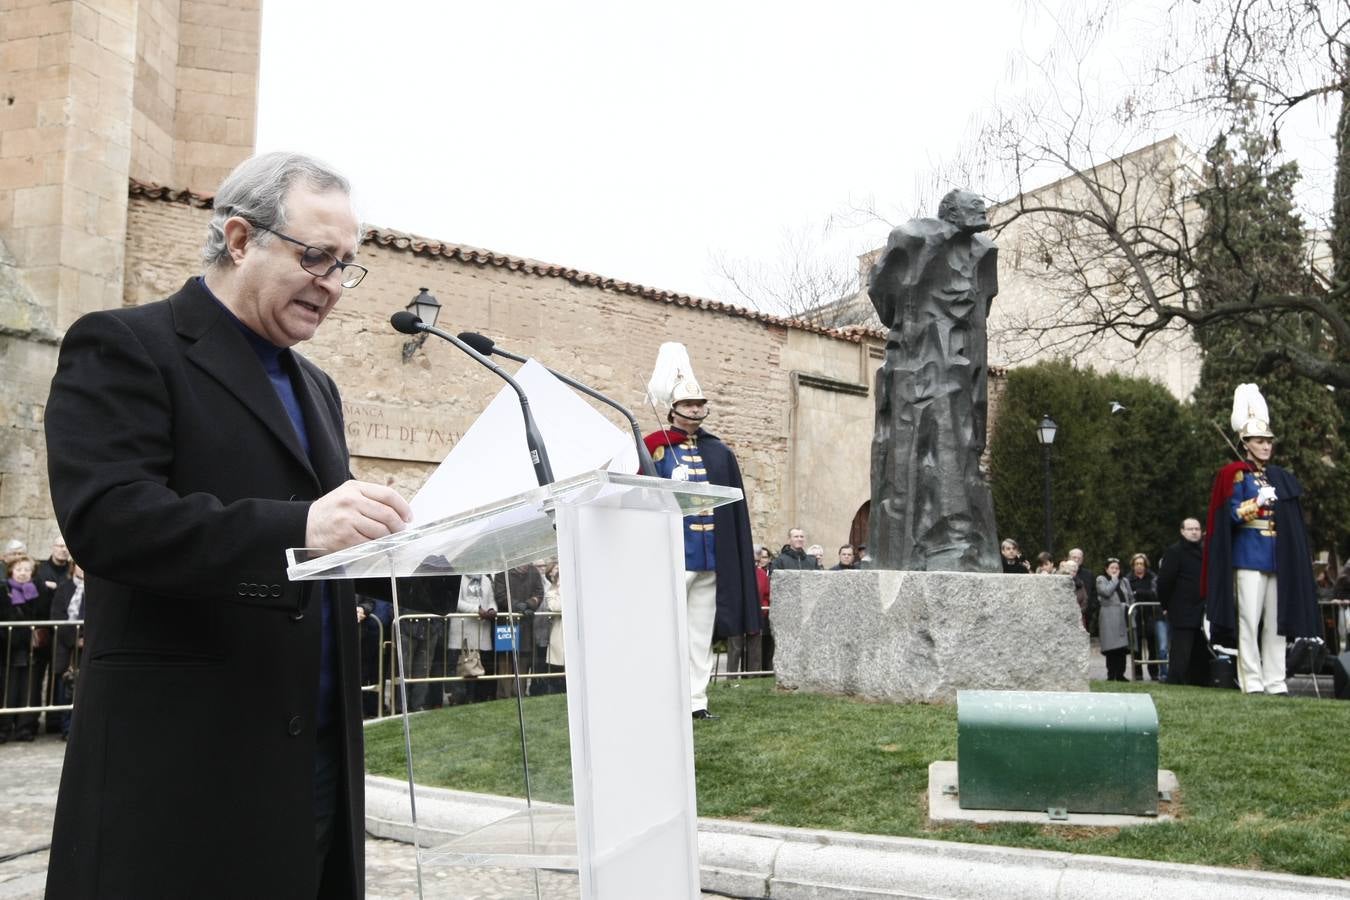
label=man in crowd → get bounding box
[645,344,758,721]
[774,528,820,571]
[35,538,72,600]
[397,567,457,712]
[1203,384,1319,695]
[1157,518,1208,686]
[43,151,411,898]
[494,562,546,697]
[31,538,73,732]
[830,545,859,570]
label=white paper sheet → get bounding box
[409,360,639,523]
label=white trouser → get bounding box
[685,570,717,712]
[1235,568,1286,694]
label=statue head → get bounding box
[938,190,990,233]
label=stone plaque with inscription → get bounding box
[342,400,460,463]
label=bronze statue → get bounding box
[867,189,999,572]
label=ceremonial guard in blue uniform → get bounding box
[645,344,757,720]
[1203,384,1320,694]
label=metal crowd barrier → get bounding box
[1125,601,1165,681]
[2,609,572,727]
[0,618,84,724]
[14,598,1344,724]
[1320,598,1348,655]
[1122,598,1348,687]
[375,609,566,717]
[357,615,387,719]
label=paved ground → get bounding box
[0,735,580,900]
[2,658,1335,899]
[0,735,727,899]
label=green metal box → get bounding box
[956,690,1158,816]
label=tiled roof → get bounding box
[128,179,886,344]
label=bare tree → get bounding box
[956,0,1350,387]
[710,223,878,329]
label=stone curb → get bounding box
[365,775,1350,899]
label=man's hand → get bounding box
[305,480,413,552]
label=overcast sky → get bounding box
[255,1,1338,309]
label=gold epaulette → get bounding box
[652,445,665,462]
[1233,470,1244,484]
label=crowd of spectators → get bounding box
[996,518,1348,690]
[2,537,78,741]
[6,517,1346,730]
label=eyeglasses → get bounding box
[248,222,368,288]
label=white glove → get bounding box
[1256,484,1277,508]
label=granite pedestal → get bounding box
[771,571,1089,703]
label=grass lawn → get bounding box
[364,680,1350,879]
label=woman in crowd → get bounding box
[1000,539,1030,573]
[2,555,40,742]
[1127,553,1164,681]
[755,546,774,672]
[452,573,497,704]
[543,560,566,694]
[1096,557,1133,682]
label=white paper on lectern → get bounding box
[409,359,639,523]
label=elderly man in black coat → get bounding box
[43,152,411,899]
[1157,518,1208,686]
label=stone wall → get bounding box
[172,0,259,192]
[0,234,59,549]
[0,0,136,332]
[130,0,180,185]
[120,189,891,550]
[0,0,262,546]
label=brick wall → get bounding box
[121,192,894,550]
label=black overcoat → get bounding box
[1156,538,1204,629]
[697,430,760,640]
[43,278,366,899]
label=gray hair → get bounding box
[202,151,353,269]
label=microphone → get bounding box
[389,313,554,487]
[459,332,658,477]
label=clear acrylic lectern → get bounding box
[288,470,743,900]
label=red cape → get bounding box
[1201,460,1249,597]
[643,429,689,461]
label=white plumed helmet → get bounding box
[646,342,706,411]
[1230,383,1274,440]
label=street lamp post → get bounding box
[1036,413,1058,557]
